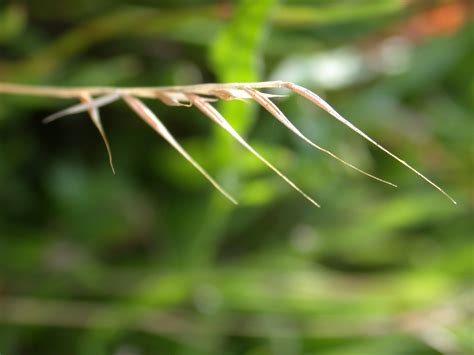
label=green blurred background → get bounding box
[0,0,473,354]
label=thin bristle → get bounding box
[286,83,456,205]
[80,94,115,174]
[0,80,454,207]
[244,87,397,188]
[188,94,320,207]
[122,95,238,205]
[42,93,120,123]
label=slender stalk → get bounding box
[0,80,456,205]
[0,81,288,98]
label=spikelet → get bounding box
[0,81,456,206]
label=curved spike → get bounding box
[188,94,320,207]
[80,94,115,174]
[244,87,397,188]
[122,95,238,205]
[286,83,456,205]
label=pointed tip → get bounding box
[245,86,398,189]
[229,197,239,205]
[439,191,457,205]
[287,82,455,205]
[301,191,320,207]
[123,95,238,205]
[80,94,117,176]
[42,111,65,124]
[298,193,321,208]
[188,93,321,208]
[107,152,115,175]
[42,116,55,124]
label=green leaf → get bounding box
[210,0,277,132]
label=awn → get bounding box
[0,81,456,206]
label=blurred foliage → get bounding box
[0,0,473,354]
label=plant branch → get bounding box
[0,81,456,206]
